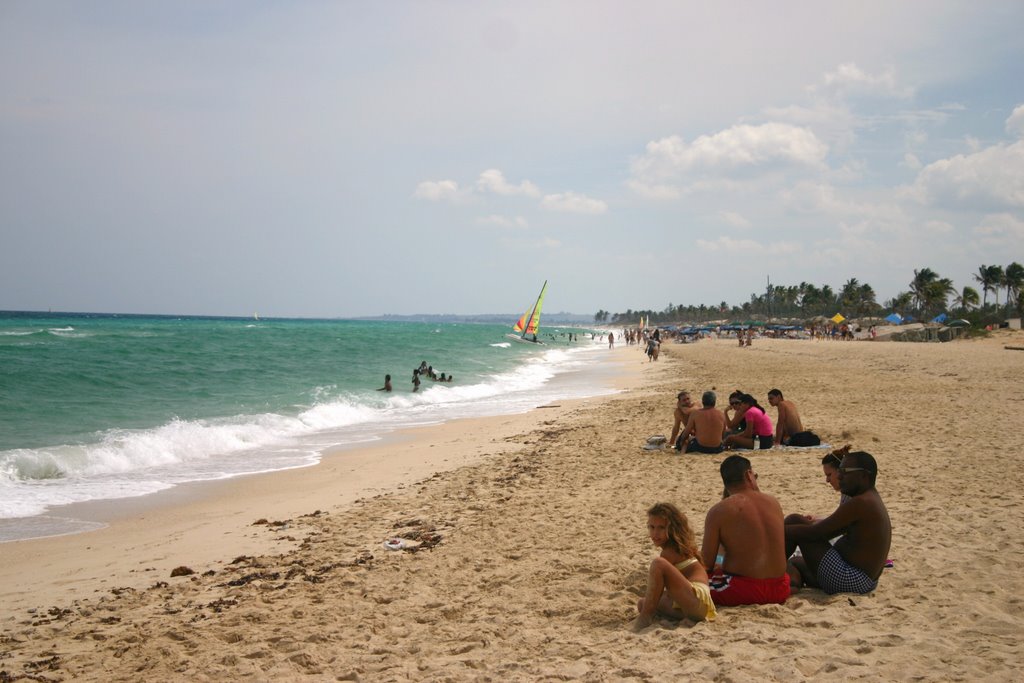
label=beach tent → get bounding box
[831,313,846,324]
[885,313,903,324]
[931,313,948,324]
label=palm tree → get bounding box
[910,268,939,313]
[797,282,819,317]
[987,265,1004,307]
[952,286,980,314]
[856,283,878,318]
[886,292,913,317]
[1004,262,1024,308]
[839,278,860,314]
[819,285,835,315]
[925,277,955,317]
[973,266,994,306]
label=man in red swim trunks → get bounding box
[701,455,791,605]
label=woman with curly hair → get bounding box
[630,502,716,630]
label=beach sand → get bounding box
[2,333,1023,681]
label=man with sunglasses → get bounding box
[784,451,892,594]
[702,455,791,605]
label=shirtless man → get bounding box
[702,455,791,605]
[668,391,696,451]
[785,451,891,594]
[680,391,727,454]
[767,389,820,447]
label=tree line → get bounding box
[595,262,1024,326]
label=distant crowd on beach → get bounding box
[629,386,892,631]
[611,322,881,348]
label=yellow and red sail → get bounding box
[513,281,547,337]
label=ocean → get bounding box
[0,312,616,542]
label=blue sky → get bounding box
[1,1,1022,317]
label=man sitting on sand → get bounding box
[680,391,726,454]
[767,389,820,447]
[784,451,891,594]
[702,455,791,605]
[668,391,696,451]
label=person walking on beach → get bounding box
[784,451,891,595]
[680,391,726,454]
[630,502,716,631]
[702,455,791,606]
[608,332,615,349]
[377,374,392,392]
[767,389,820,447]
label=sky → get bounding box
[1,1,1022,318]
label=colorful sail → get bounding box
[513,281,547,337]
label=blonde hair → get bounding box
[647,502,701,562]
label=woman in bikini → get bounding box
[630,502,716,630]
[788,445,853,526]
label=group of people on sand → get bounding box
[668,388,820,454]
[631,448,892,630]
[376,361,454,393]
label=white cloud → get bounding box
[905,130,928,147]
[625,179,681,200]
[695,236,800,255]
[910,140,1024,209]
[478,214,529,229]
[413,179,462,202]
[717,211,752,229]
[1007,104,1024,138]
[973,212,1024,245]
[540,191,608,214]
[651,124,827,171]
[499,235,561,250]
[628,122,829,198]
[762,101,859,150]
[923,220,954,235]
[476,169,540,197]
[901,153,922,170]
[818,62,913,99]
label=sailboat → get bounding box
[506,280,547,344]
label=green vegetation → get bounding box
[597,262,1024,327]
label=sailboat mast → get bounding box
[521,280,548,339]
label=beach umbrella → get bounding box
[831,313,846,324]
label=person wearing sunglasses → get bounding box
[702,455,791,606]
[784,451,892,595]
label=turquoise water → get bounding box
[0,312,612,536]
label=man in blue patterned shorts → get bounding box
[784,451,891,594]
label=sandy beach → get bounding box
[2,332,1023,681]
